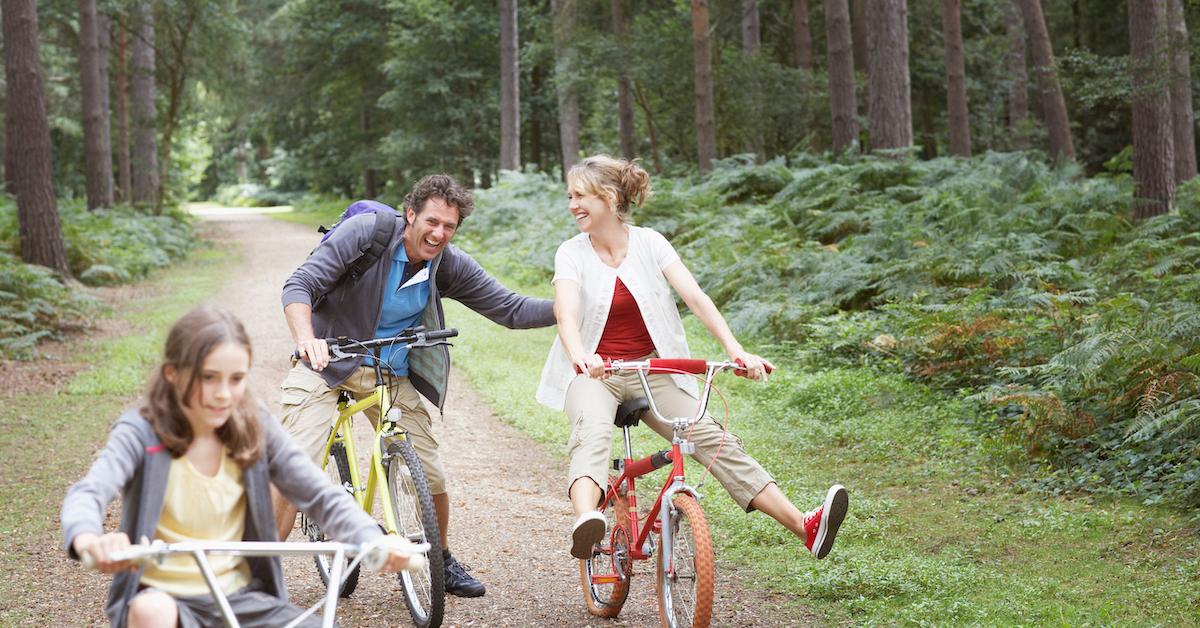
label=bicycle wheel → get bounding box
[386,437,445,628]
[302,440,361,597]
[655,494,713,628]
[579,481,633,618]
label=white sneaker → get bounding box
[570,511,607,559]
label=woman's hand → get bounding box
[74,532,136,573]
[731,350,775,382]
[574,353,608,379]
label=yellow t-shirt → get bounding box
[139,450,251,597]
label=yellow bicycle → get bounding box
[297,326,456,628]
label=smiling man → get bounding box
[273,174,554,598]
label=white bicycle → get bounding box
[83,537,428,628]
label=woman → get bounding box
[536,155,848,561]
[62,305,415,627]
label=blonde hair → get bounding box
[566,155,652,222]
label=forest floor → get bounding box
[2,208,807,626]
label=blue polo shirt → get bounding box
[374,244,431,376]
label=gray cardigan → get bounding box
[61,407,381,626]
[281,210,555,409]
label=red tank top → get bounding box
[596,277,656,360]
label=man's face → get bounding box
[404,197,460,262]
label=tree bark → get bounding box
[632,81,664,174]
[742,0,761,54]
[941,0,971,157]
[3,0,71,274]
[1015,0,1074,162]
[499,0,520,171]
[361,105,378,198]
[692,0,717,171]
[115,15,132,203]
[866,0,913,151]
[552,0,581,173]
[1129,0,1174,219]
[157,2,200,211]
[78,0,115,209]
[1167,0,1196,182]
[851,0,867,75]
[741,0,765,160]
[792,0,814,70]
[1005,1,1031,149]
[130,1,159,208]
[825,0,858,153]
[612,0,637,160]
[530,63,544,169]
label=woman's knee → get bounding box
[127,590,178,628]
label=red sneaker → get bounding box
[804,485,848,559]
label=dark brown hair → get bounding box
[404,174,475,223]
[140,305,262,468]
[567,155,652,222]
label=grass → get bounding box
[278,201,1200,624]
[0,243,236,624]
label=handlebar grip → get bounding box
[646,358,709,374]
[425,328,458,340]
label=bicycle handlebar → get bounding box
[82,538,430,573]
[574,357,774,376]
[292,327,459,361]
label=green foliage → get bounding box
[460,152,1200,508]
[0,252,96,359]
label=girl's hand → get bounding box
[575,354,608,379]
[367,534,424,573]
[75,532,136,573]
[732,350,775,382]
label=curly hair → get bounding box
[566,155,652,222]
[403,174,475,223]
[140,305,262,468]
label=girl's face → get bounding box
[167,342,250,435]
[567,184,616,234]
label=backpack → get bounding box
[312,200,399,310]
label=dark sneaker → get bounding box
[443,552,486,597]
[570,511,607,559]
[804,484,848,560]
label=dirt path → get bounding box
[44,210,806,626]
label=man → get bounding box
[273,174,554,597]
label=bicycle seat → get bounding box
[614,397,650,428]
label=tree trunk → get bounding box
[552,0,581,173]
[692,0,717,171]
[741,0,765,160]
[742,0,760,54]
[1168,0,1197,182]
[1129,0,1174,219]
[825,0,858,153]
[130,1,159,208]
[361,105,378,198]
[3,0,71,274]
[530,63,544,169]
[78,0,115,209]
[941,0,971,157]
[1015,0,1074,162]
[499,0,520,171]
[157,3,199,211]
[1006,1,1031,149]
[612,0,638,160]
[792,0,814,70]
[851,0,867,75]
[866,0,913,151]
[115,15,132,203]
[632,81,664,174]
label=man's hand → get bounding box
[75,532,136,573]
[296,337,331,371]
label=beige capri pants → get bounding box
[564,368,775,512]
[278,364,446,494]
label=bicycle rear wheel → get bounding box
[579,480,632,618]
[655,494,713,628]
[386,437,445,628]
[302,440,361,597]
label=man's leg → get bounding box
[273,364,341,541]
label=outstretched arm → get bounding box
[662,260,774,380]
[438,246,555,328]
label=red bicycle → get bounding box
[578,357,764,628]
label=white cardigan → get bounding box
[536,226,698,411]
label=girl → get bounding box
[62,305,412,627]
[536,155,848,561]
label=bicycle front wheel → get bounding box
[303,440,361,597]
[386,437,445,628]
[655,493,713,628]
[579,480,632,618]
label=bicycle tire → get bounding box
[655,494,713,628]
[579,480,633,618]
[386,437,445,628]
[303,440,361,597]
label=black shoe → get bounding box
[443,552,486,597]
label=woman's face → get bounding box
[567,184,616,233]
[168,341,251,434]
